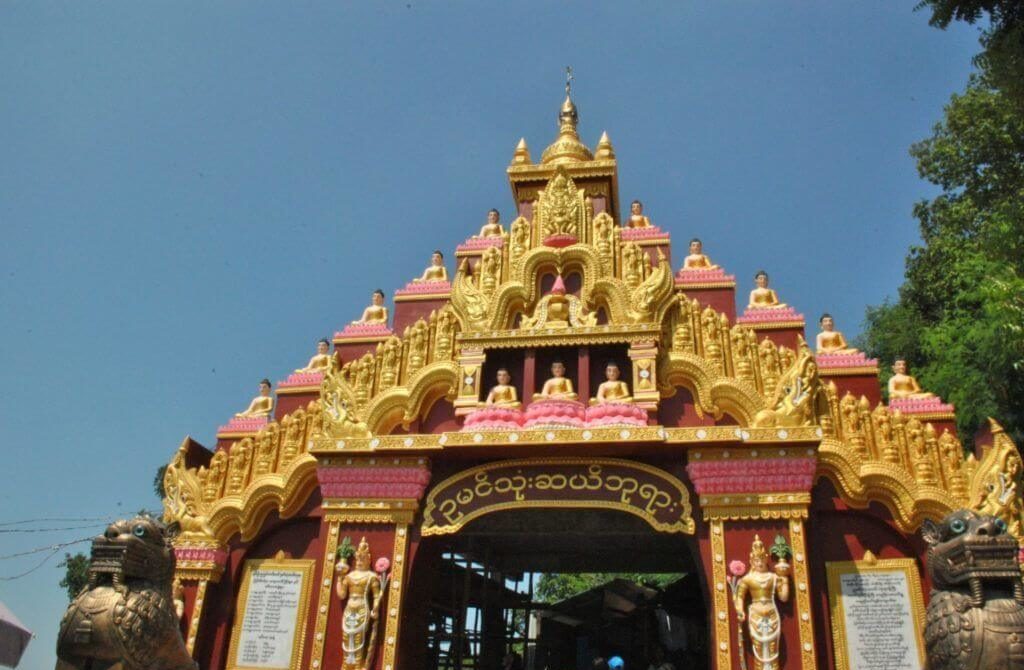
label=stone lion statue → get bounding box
[55,515,196,670]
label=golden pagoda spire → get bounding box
[541,66,594,165]
[510,137,532,165]
[595,131,615,160]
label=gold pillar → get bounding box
[380,523,410,670]
[627,340,659,409]
[308,517,342,670]
[789,518,818,669]
[185,579,208,656]
[454,347,486,415]
[709,519,732,670]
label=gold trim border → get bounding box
[393,293,451,302]
[307,520,340,670]
[700,493,811,521]
[274,385,321,396]
[225,557,316,670]
[818,366,879,377]
[740,320,807,331]
[380,524,410,670]
[790,519,817,670]
[674,280,737,290]
[332,335,393,345]
[710,519,732,670]
[185,578,208,657]
[825,556,926,670]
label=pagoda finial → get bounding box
[542,67,592,165]
[595,131,615,160]
[510,137,532,166]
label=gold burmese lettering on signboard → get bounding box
[826,552,926,670]
[421,457,695,534]
[226,556,316,670]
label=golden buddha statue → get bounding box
[681,238,720,270]
[533,360,578,400]
[815,314,858,355]
[353,289,388,325]
[484,368,520,407]
[627,199,652,228]
[747,270,787,310]
[235,379,273,418]
[888,359,936,399]
[733,535,790,670]
[336,537,382,670]
[295,338,333,373]
[476,208,504,238]
[593,361,632,404]
[414,250,448,283]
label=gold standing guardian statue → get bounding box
[336,537,383,670]
[733,535,791,670]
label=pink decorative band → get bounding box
[620,226,669,241]
[675,267,735,284]
[334,322,393,339]
[889,396,955,414]
[816,352,878,369]
[462,400,648,430]
[216,416,268,435]
[277,371,325,388]
[317,465,432,500]
[686,457,817,494]
[457,236,504,252]
[543,234,578,248]
[737,305,805,324]
[394,280,452,296]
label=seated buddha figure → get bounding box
[484,368,520,408]
[888,359,936,399]
[681,238,720,271]
[627,200,652,228]
[352,289,388,325]
[815,314,858,355]
[476,209,504,238]
[295,338,333,373]
[592,361,632,405]
[413,250,448,283]
[235,379,274,418]
[533,360,578,400]
[747,270,787,310]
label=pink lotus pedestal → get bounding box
[333,322,393,340]
[816,351,878,370]
[585,402,648,427]
[523,399,586,429]
[737,305,804,325]
[462,406,524,431]
[333,322,393,361]
[216,416,268,438]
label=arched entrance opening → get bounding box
[403,459,709,670]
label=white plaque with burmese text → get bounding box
[227,557,315,670]
[826,555,926,670]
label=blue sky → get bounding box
[0,3,980,667]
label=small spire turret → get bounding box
[510,137,532,166]
[595,131,615,160]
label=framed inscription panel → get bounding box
[826,555,926,670]
[227,557,316,670]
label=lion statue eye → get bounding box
[950,518,967,534]
[995,518,1008,533]
[133,524,147,538]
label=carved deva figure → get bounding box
[336,537,383,670]
[295,338,333,373]
[815,313,858,355]
[413,250,448,283]
[753,341,823,427]
[485,368,520,408]
[888,358,936,399]
[235,378,273,418]
[55,516,196,670]
[353,289,388,325]
[733,535,791,670]
[748,270,787,309]
[922,509,1024,670]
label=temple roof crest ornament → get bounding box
[541,67,594,165]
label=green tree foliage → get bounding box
[918,0,1024,102]
[858,76,1024,444]
[535,573,681,604]
[58,552,90,601]
[154,463,168,500]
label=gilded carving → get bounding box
[627,249,674,324]
[971,420,1024,539]
[536,167,584,242]
[753,339,824,428]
